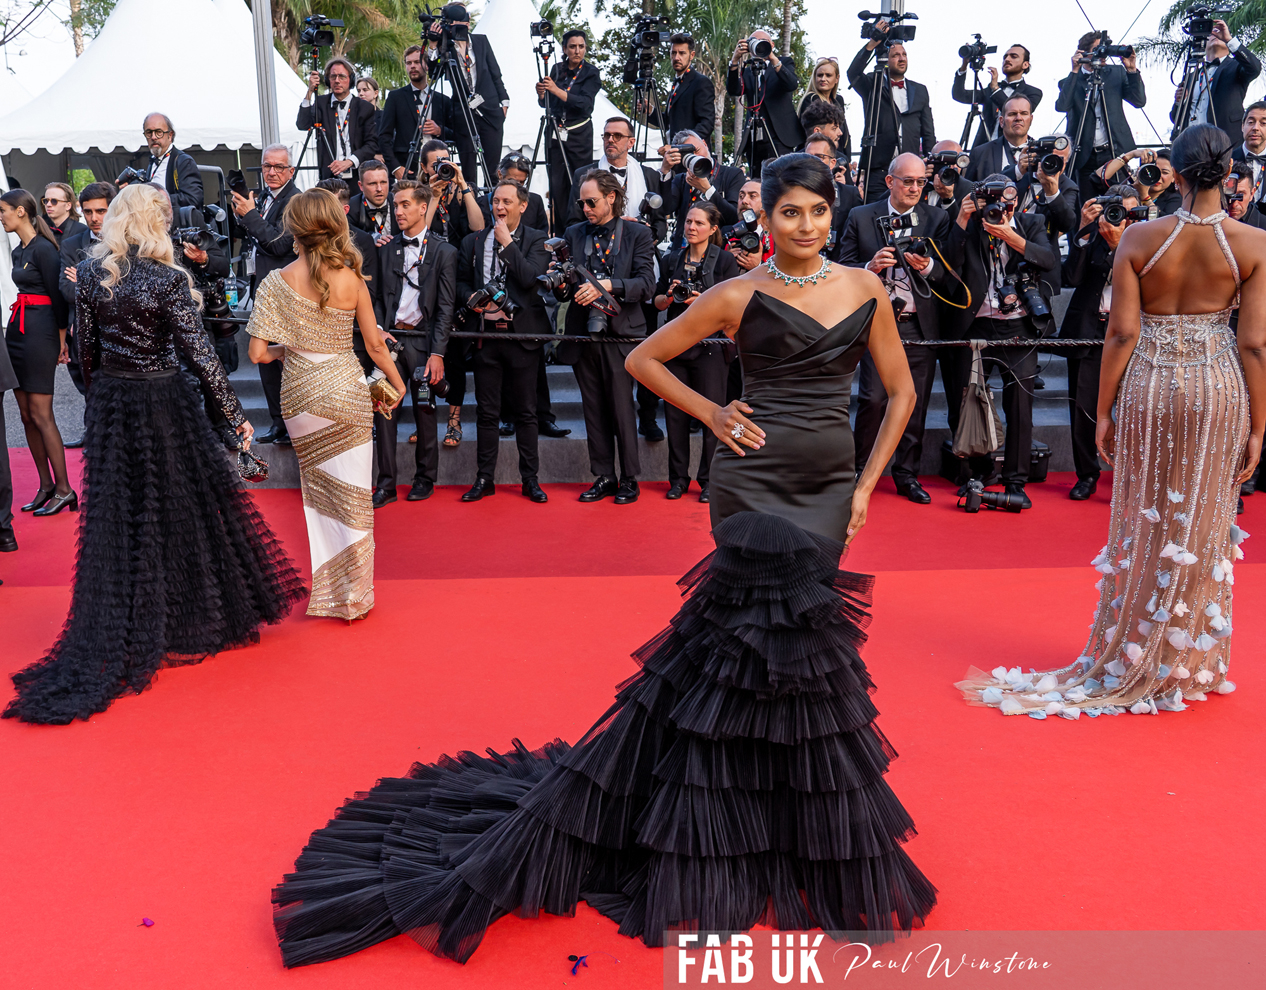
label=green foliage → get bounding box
[1136,1,1266,69]
[65,0,116,40]
[68,167,95,194]
[266,0,425,89]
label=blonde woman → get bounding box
[798,56,851,162]
[248,188,404,621]
[3,184,305,725]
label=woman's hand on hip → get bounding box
[710,400,765,456]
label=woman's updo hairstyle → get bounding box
[760,153,835,216]
[1170,122,1233,191]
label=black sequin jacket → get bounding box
[76,256,246,427]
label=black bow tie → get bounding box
[334,99,346,109]
[403,236,420,247]
[609,166,627,178]
[1247,154,1266,163]
[588,222,611,236]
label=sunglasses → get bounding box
[579,196,604,208]
[41,197,69,205]
[602,132,630,141]
[815,57,839,66]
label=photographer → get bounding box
[841,153,959,504]
[725,177,770,272]
[1228,166,1266,229]
[456,180,551,504]
[121,114,203,210]
[1093,146,1176,215]
[965,95,1034,180]
[800,99,851,167]
[298,56,379,181]
[1171,18,1259,147]
[952,44,1042,146]
[1059,184,1145,500]
[424,3,509,186]
[952,172,1060,508]
[727,29,804,175]
[570,117,664,231]
[315,177,383,324]
[648,34,716,143]
[658,129,743,242]
[652,202,739,502]
[847,19,936,202]
[922,139,972,221]
[553,170,656,505]
[803,134,862,261]
[231,144,298,445]
[374,179,458,506]
[1055,31,1147,203]
[1232,101,1266,204]
[537,29,602,234]
[379,46,454,181]
[347,160,395,243]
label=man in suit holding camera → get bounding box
[141,113,203,209]
[231,144,299,445]
[375,180,458,506]
[380,46,454,181]
[952,44,1043,147]
[456,180,551,503]
[727,30,804,176]
[553,170,656,504]
[298,56,379,181]
[650,34,717,143]
[1171,18,1260,147]
[841,153,959,505]
[657,130,744,240]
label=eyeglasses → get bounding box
[261,163,292,172]
[579,196,602,208]
[602,132,630,142]
[41,197,69,205]
[809,153,835,165]
[891,176,926,188]
[143,128,170,138]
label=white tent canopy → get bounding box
[0,0,310,154]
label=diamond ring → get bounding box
[731,423,746,440]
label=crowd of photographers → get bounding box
[14,4,1266,526]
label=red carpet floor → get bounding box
[2,454,1263,989]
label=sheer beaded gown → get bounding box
[271,288,936,967]
[247,271,375,620]
[958,210,1252,718]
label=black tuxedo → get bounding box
[556,218,656,480]
[727,58,804,173]
[347,223,383,328]
[296,92,379,180]
[1060,225,1116,481]
[1056,64,1146,204]
[660,165,744,245]
[237,180,299,431]
[457,224,551,482]
[348,192,396,240]
[1171,46,1262,147]
[428,34,509,185]
[951,73,1044,146]
[965,136,1032,181]
[47,217,86,246]
[375,231,458,489]
[1016,170,1080,241]
[847,45,936,199]
[567,159,665,231]
[1231,143,1266,204]
[653,69,717,142]
[828,181,864,260]
[148,148,204,209]
[378,84,455,178]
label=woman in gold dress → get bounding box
[959,124,1265,718]
[248,189,404,621]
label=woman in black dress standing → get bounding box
[652,202,740,502]
[2,183,305,725]
[271,156,934,968]
[1,189,75,516]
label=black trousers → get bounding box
[536,349,556,425]
[444,336,469,409]
[473,339,539,481]
[258,360,284,430]
[455,113,505,187]
[958,317,1040,485]
[546,124,592,231]
[1066,350,1103,482]
[854,322,938,487]
[665,343,726,485]
[0,394,13,538]
[574,342,640,479]
[376,341,438,488]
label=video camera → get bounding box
[725,209,762,253]
[973,177,1018,224]
[419,6,469,44]
[467,275,519,317]
[300,14,343,47]
[1183,6,1231,46]
[537,238,621,335]
[925,150,971,185]
[1078,32,1134,64]
[996,261,1049,319]
[858,9,918,44]
[958,33,996,70]
[622,14,671,87]
[671,262,706,303]
[1099,195,1157,225]
[667,144,714,178]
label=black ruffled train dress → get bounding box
[272,294,936,966]
[3,257,306,725]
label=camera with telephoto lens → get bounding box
[173,225,218,254]
[530,18,553,37]
[433,158,460,183]
[1025,135,1070,175]
[725,209,762,253]
[974,177,1018,224]
[668,144,714,178]
[116,166,149,187]
[960,478,1026,513]
[671,263,706,303]
[925,150,971,185]
[622,14,670,87]
[300,14,344,47]
[201,278,236,339]
[1080,33,1134,63]
[1183,6,1231,46]
[958,33,996,69]
[467,275,519,317]
[1099,195,1157,225]
[411,364,451,405]
[1134,162,1162,187]
[876,211,920,241]
[746,34,774,59]
[859,9,918,43]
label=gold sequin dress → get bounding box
[247,271,375,620]
[957,210,1252,719]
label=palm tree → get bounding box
[267,0,421,88]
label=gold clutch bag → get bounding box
[368,376,401,418]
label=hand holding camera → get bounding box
[867,246,898,274]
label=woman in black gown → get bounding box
[271,156,933,967]
[1,189,75,517]
[2,184,306,725]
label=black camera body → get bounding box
[725,209,762,253]
[1134,162,1162,187]
[1099,196,1158,225]
[876,212,932,261]
[960,478,1025,513]
[671,262,706,303]
[467,275,519,317]
[201,278,236,339]
[925,150,971,185]
[411,364,451,406]
[995,261,1049,318]
[537,238,581,293]
[958,33,996,69]
[974,177,1018,224]
[1026,134,1070,175]
[419,9,469,44]
[1080,32,1134,64]
[622,14,670,87]
[433,159,460,183]
[116,166,149,187]
[1183,6,1230,46]
[858,9,918,44]
[300,14,343,48]
[668,144,714,178]
[529,18,553,38]
[173,226,218,253]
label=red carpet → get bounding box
[2,454,1263,988]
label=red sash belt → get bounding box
[9,294,52,334]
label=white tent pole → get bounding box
[252,0,281,147]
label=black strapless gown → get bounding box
[272,298,935,968]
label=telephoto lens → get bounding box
[1136,162,1162,186]
[748,34,773,58]
[434,160,459,182]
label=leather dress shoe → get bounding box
[698,484,710,504]
[1241,476,1257,496]
[257,426,289,444]
[21,488,55,512]
[1069,478,1098,500]
[407,479,434,501]
[462,477,496,501]
[666,479,689,500]
[638,421,665,442]
[1004,483,1032,510]
[522,478,548,503]
[896,480,932,504]
[64,436,85,449]
[539,421,571,438]
[579,476,618,502]
[614,478,640,504]
[372,486,397,508]
[499,422,516,437]
[33,490,78,516]
[0,532,17,553]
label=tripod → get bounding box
[1170,43,1214,139]
[293,45,341,178]
[857,43,904,204]
[430,28,495,189]
[400,88,437,181]
[631,75,668,165]
[1066,60,1118,192]
[959,60,992,147]
[530,41,580,233]
[732,58,775,175]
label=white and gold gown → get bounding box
[958,210,1252,718]
[247,271,375,620]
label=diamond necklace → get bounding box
[765,255,831,287]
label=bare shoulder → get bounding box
[1119,215,1178,260]
[324,264,365,309]
[1221,217,1266,278]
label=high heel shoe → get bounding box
[33,490,78,516]
[21,488,54,512]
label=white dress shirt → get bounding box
[396,232,427,328]
[149,148,173,189]
[976,215,1026,321]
